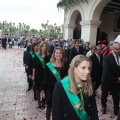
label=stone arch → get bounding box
[66,5,84,25]
[89,0,111,20]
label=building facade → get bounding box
[63,0,120,45]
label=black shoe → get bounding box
[27,87,31,91]
[42,99,45,109]
[102,107,106,114]
[39,104,42,109]
[114,111,118,116]
[26,87,31,92]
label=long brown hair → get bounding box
[50,47,66,67]
[38,41,49,56]
[69,55,93,96]
[31,42,39,53]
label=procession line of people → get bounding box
[23,37,120,120]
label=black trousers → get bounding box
[28,78,33,88]
[101,82,120,115]
[26,69,33,89]
[93,78,101,91]
[9,44,12,48]
[2,43,6,49]
[25,69,29,83]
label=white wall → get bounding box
[100,12,120,41]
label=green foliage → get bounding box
[49,32,58,38]
[0,20,62,38]
[57,0,88,10]
[29,29,39,35]
[0,21,31,36]
[40,21,63,37]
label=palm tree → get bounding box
[57,0,88,10]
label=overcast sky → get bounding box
[0,0,64,30]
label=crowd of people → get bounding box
[1,34,119,119]
[0,35,31,49]
[22,36,120,120]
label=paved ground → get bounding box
[0,45,117,120]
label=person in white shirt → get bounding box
[86,45,96,57]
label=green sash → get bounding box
[36,52,45,68]
[61,77,88,120]
[24,48,27,52]
[46,62,61,82]
[30,52,34,58]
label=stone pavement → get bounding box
[0,46,117,120]
[0,46,46,120]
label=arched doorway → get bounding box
[64,6,83,40]
[99,0,120,42]
[64,0,119,44]
[73,12,81,39]
[73,12,82,39]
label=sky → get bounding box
[0,0,64,30]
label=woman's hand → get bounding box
[26,66,28,69]
[31,76,35,81]
[29,75,32,79]
[41,90,45,99]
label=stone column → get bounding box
[80,20,101,45]
[64,24,76,40]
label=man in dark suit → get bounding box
[101,42,120,115]
[2,35,7,49]
[69,40,84,63]
[90,46,103,91]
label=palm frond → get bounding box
[57,0,88,10]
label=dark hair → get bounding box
[32,37,38,41]
[74,39,79,43]
[31,42,39,53]
[38,41,49,55]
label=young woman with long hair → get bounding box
[27,42,39,91]
[32,41,50,108]
[41,47,69,120]
[52,55,98,120]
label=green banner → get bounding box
[30,52,34,58]
[36,52,45,68]
[46,62,61,81]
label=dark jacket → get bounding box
[28,53,34,75]
[52,82,99,120]
[69,46,84,63]
[90,53,103,81]
[101,53,120,84]
[23,50,27,65]
[49,44,55,55]
[26,45,32,66]
[33,54,50,86]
